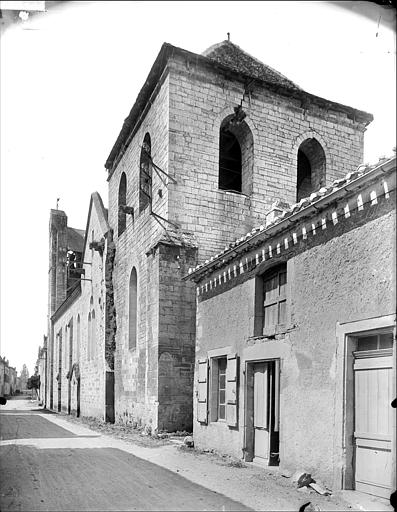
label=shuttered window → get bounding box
[218,358,227,420]
[226,354,238,427]
[263,265,287,332]
[206,354,239,427]
[197,359,208,424]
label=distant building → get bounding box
[0,356,17,396]
[19,364,30,392]
[36,339,47,403]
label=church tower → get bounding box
[105,39,372,431]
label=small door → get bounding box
[354,337,393,499]
[253,361,279,465]
[254,362,269,461]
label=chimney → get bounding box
[265,199,290,227]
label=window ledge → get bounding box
[216,189,250,199]
[250,323,297,341]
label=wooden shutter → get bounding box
[197,359,208,424]
[226,353,239,427]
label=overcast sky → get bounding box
[1,1,395,375]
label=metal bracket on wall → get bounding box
[141,147,177,186]
[151,211,180,231]
[139,148,179,232]
[67,276,92,282]
[151,159,177,186]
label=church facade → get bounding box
[41,40,394,497]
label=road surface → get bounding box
[0,400,250,511]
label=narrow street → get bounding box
[0,399,249,511]
[2,398,390,512]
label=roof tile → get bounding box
[203,40,301,91]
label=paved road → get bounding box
[0,402,250,511]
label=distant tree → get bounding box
[27,375,40,390]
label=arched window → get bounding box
[76,315,80,361]
[87,312,91,360]
[68,318,73,369]
[139,133,152,213]
[58,330,62,373]
[296,138,326,201]
[91,309,96,359]
[129,267,138,350]
[118,172,127,236]
[218,114,253,195]
[64,325,68,368]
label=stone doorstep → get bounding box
[335,490,393,512]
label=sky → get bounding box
[0,1,395,375]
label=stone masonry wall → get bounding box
[109,75,170,429]
[157,242,197,432]
[51,198,108,419]
[167,54,366,262]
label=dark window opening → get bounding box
[139,133,152,213]
[297,150,312,201]
[296,138,326,202]
[66,249,83,296]
[118,172,127,236]
[219,129,242,192]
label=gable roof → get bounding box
[202,40,302,91]
[81,191,109,260]
[104,42,373,174]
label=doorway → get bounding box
[245,360,280,466]
[352,331,393,499]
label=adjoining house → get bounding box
[187,155,396,499]
[0,357,17,397]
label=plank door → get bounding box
[354,352,393,498]
[253,362,271,462]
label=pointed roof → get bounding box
[202,40,302,91]
[82,191,109,260]
[105,41,373,173]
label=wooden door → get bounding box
[254,362,270,461]
[354,351,393,498]
[253,361,278,465]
